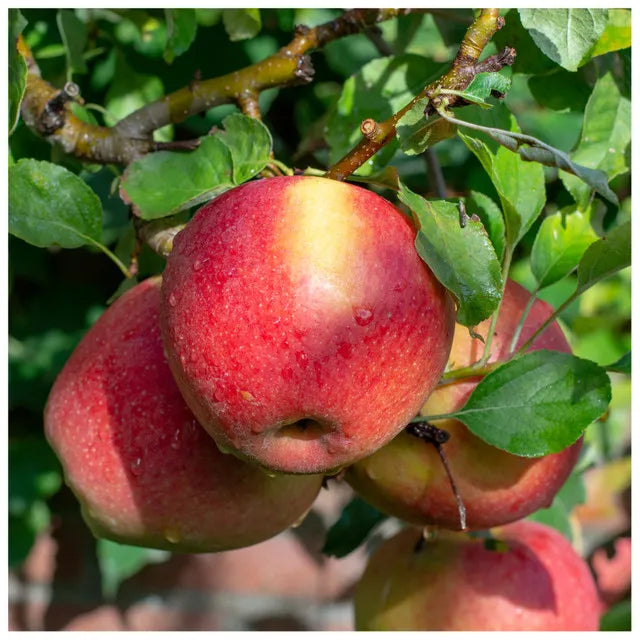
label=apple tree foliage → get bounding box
[8,8,631,626]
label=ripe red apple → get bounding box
[160,175,455,474]
[345,279,582,530]
[44,278,323,552]
[354,520,600,631]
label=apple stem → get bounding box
[406,422,468,532]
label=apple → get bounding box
[354,520,601,631]
[345,279,582,530]
[160,175,455,474]
[44,278,323,553]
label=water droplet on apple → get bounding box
[393,280,407,292]
[193,259,203,271]
[168,292,177,307]
[353,306,374,326]
[163,528,181,544]
[170,429,181,450]
[130,456,143,476]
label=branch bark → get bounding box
[17,9,411,166]
[324,8,508,180]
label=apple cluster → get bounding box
[44,176,598,630]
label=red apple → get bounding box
[44,278,323,552]
[354,520,600,630]
[160,176,455,474]
[345,279,582,530]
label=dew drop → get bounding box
[130,456,143,476]
[170,429,181,450]
[163,528,181,544]
[168,292,177,307]
[353,306,374,326]
[193,259,203,271]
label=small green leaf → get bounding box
[455,71,512,107]
[457,103,546,247]
[531,206,599,289]
[218,113,273,185]
[56,9,88,75]
[449,350,612,457]
[587,8,631,59]
[9,159,102,248]
[9,9,28,134]
[398,183,502,327]
[605,352,630,375]
[322,497,387,558]
[465,191,505,261]
[195,9,222,27]
[519,8,608,71]
[561,72,630,209]
[96,539,170,599]
[396,97,457,155]
[575,221,630,295]
[120,115,273,220]
[222,9,261,41]
[164,9,197,63]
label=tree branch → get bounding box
[324,8,507,180]
[17,9,412,166]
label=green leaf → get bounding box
[396,97,457,155]
[218,113,273,185]
[120,114,273,219]
[121,136,233,219]
[528,68,591,112]
[587,8,631,59]
[9,159,102,248]
[322,497,387,558]
[398,183,502,327]
[195,9,222,27]
[465,191,505,261]
[326,54,445,175]
[105,55,172,142]
[457,103,545,247]
[561,72,630,210]
[531,206,599,289]
[449,350,612,457]
[9,9,28,135]
[164,9,197,63]
[527,471,586,541]
[605,352,630,375]
[455,71,512,107]
[600,599,631,632]
[56,9,88,75]
[222,9,261,42]
[96,539,170,599]
[519,9,608,71]
[9,438,62,512]
[575,221,631,295]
